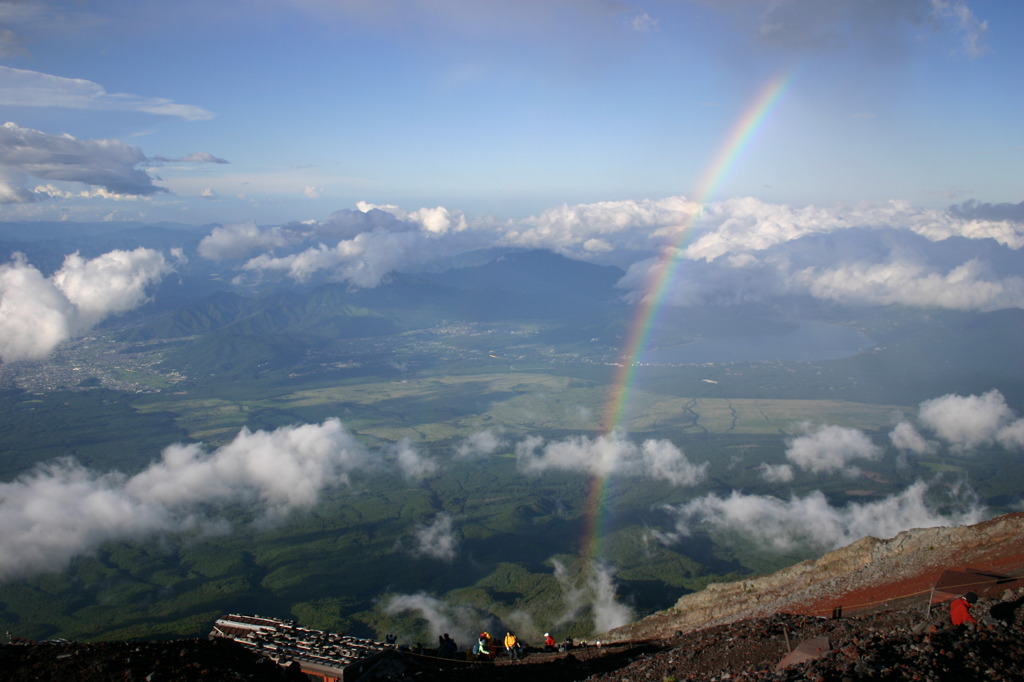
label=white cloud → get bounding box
[240,227,424,287]
[0,66,213,120]
[889,421,936,455]
[997,419,1024,450]
[917,389,1020,451]
[588,562,634,633]
[357,201,468,234]
[552,559,634,633]
[390,438,437,479]
[0,249,172,362]
[198,221,296,260]
[785,424,882,476]
[51,248,173,327]
[410,512,459,561]
[506,196,700,257]
[515,429,706,486]
[0,254,76,362]
[683,197,851,262]
[0,418,370,581]
[189,195,1024,310]
[759,463,794,482]
[382,592,488,649]
[656,480,984,553]
[455,430,505,459]
[126,418,369,519]
[793,258,1024,312]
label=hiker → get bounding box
[544,632,556,651]
[504,631,521,661]
[949,591,978,626]
[474,631,492,660]
[438,633,457,658]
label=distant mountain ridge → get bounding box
[121,249,627,377]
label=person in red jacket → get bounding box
[949,591,978,626]
[543,632,556,651]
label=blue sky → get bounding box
[0,0,1020,225]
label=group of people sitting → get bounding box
[471,629,575,661]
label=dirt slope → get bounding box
[605,511,1024,643]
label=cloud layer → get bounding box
[186,195,1024,314]
[0,418,371,581]
[654,480,984,554]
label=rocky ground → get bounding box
[417,588,1024,681]
[0,636,308,681]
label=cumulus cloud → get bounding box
[391,438,438,479]
[214,204,480,288]
[358,202,469,234]
[506,196,699,258]
[0,66,213,120]
[0,249,173,361]
[889,421,936,455]
[455,430,505,460]
[0,418,370,581]
[409,512,459,561]
[917,389,1024,451]
[759,463,795,483]
[793,258,1024,312]
[241,228,424,288]
[198,221,296,260]
[784,424,882,476]
[383,592,490,648]
[655,480,984,554]
[51,248,174,327]
[515,429,707,486]
[552,559,634,633]
[0,122,167,200]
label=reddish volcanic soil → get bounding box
[789,518,1024,619]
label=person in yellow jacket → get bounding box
[503,631,521,661]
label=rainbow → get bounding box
[582,71,793,563]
